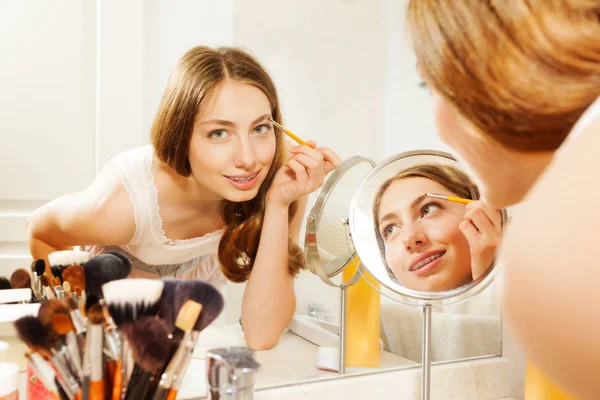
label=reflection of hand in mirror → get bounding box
[460,201,502,281]
[373,164,500,292]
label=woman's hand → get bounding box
[267,141,341,208]
[459,201,502,280]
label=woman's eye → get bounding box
[382,224,399,239]
[253,124,270,135]
[209,130,229,139]
[422,203,441,216]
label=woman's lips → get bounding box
[410,251,446,277]
[224,172,260,190]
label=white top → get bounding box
[88,145,227,287]
[556,96,600,156]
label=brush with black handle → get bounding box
[120,316,173,400]
[152,280,225,399]
[151,300,202,400]
[102,278,165,399]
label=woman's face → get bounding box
[188,80,277,202]
[377,177,473,292]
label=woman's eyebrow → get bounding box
[198,113,271,128]
[379,194,427,226]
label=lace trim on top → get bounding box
[110,160,142,244]
[145,153,224,247]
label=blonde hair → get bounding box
[407,0,600,151]
[151,46,304,282]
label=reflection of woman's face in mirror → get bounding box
[371,164,499,293]
[377,177,472,292]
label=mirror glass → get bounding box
[350,151,504,302]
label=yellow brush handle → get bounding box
[447,196,473,204]
[285,130,316,148]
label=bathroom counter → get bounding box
[13,324,523,399]
[180,324,418,398]
[12,324,416,399]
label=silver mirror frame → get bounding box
[349,149,506,306]
[304,155,376,287]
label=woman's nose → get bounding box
[233,138,257,169]
[401,224,428,252]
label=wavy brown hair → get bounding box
[373,164,480,282]
[406,0,600,151]
[151,46,304,282]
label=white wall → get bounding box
[0,0,97,274]
[143,0,234,137]
[380,0,451,158]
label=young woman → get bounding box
[26,46,341,350]
[407,1,600,397]
[373,164,501,293]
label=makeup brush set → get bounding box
[0,250,97,305]
[8,251,225,400]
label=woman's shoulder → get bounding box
[109,145,154,169]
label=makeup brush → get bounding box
[62,280,72,297]
[52,312,84,380]
[152,300,202,400]
[156,278,182,330]
[33,259,47,277]
[74,287,84,308]
[14,315,82,399]
[40,275,55,300]
[153,280,224,398]
[83,303,105,400]
[93,297,123,400]
[84,252,132,298]
[62,265,85,295]
[102,279,165,396]
[38,299,71,329]
[32,259,46,299]
[53,277,65,300]
[48,250,90,282]
[10,268,31,289]
[0,277,11,290]
[120,316,173,400]
[425,193,474,205]
[66,297,87,335]
[101,279,164,326]
[9,268,32,303]
[14,315,53,357]
[172,280,224,333]
[268,118,315,148]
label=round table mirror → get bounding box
[348,150,507,399]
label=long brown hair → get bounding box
[373,164,480,281]
[406,0,600,151]
[151,46,304,282]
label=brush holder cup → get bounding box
[207,347,260,400]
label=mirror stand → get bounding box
[339,282,348,374]
[422,304,432,400]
